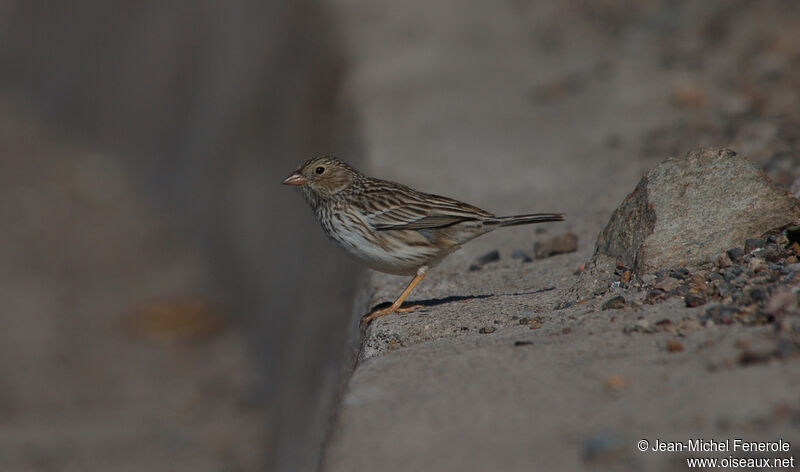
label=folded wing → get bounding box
[360,181,493,231]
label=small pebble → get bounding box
[533,232,578,259]
[476,250,500,266]
[689,272,707,288]
[726,247,745,263]
[739,346,779,365]
[511,249,529,259]
[603,374,626,391]
[749,257,767,273]
[715,280,736,298]
[510,252,533,263]
[754,247,782,262]
[703,305,738,325]
[479,326,496,334]
[748,288,766,303]
[666,339,684,352]
[513,340,533,346]
[652,320,675,336]
[744,238,764,252]
[672,284,690,296]
[654,276,680,292]
[602,295,626,310]
[685,293,706,307]
[645,289,668,304]
[669,268,690,280]
[582,432,626,462]
[675,317,703,335]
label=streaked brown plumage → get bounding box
[283,156,564,324]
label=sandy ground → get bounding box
[322,1,800,470]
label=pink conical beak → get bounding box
[282,172,308,186]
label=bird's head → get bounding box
[282,156,360,202]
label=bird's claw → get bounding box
[360,304,425,327]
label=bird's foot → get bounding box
[360,303,425,326]
[395,304,424,313]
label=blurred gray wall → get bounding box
[0,1,359,470]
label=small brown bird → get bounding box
[283,156,564,324]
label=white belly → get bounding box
[320,211,444,275]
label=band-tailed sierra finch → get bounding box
[283,156,564,324]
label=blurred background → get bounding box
[0,2,358,471]
[2,1,800,471]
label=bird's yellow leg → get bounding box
[362,266,428,325]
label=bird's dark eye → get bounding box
[315,166,325,175]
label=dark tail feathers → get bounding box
[490,213,564,228]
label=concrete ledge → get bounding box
[322,1,800,470]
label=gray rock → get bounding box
[470,250,500,271]
[684,293,706,307]
[511,249,529,259]
[703,305,739,325]
[715,280,736,298]
[744,238,765,252]
[654,276,681,292]
[511,249,533,263]
[533,232,578,259]
[594,148,800,274]
[475,250,500,266]
[786,263,800,273]
[602,295,626,310]
[726,247,745,263]
[716,252,732,268]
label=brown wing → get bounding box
[359,179,493,231]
